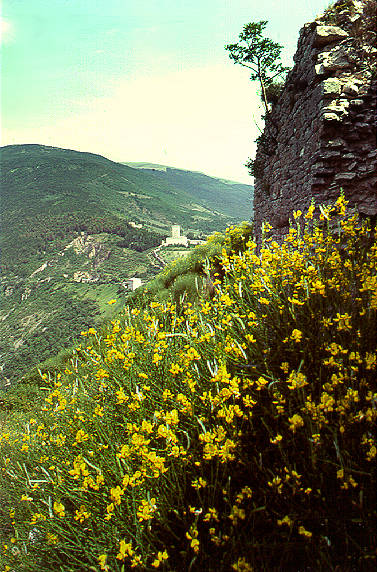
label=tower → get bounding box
[171,225,181,239]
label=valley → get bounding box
[0,144,253,386]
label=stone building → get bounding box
[125,277,142,291]
[163,225,189,247]
[252,0,376,237]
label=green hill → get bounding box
[0,144,253,385]
[123,161,253,219]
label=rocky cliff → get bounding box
[253,0,376,235]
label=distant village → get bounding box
[125,224,204,291]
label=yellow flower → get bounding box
[367,445,376,461]
[74,505,91,523]
[192,477,207,489]
[137,498,157,521]
[96,474,105,487]
[335,194,348,215]
[287,371,308,390]
[165,409,179,425]
[280,362,289,373]
[117,539,133,560]
[108,299,117,305]
[96,368,109,379]
[169,363,182,375]
[190,538,200,553]
[116,387,128,404]
[104,503,115,521]
[242,395,256,408]
[53,501,65,518]
[229,505,246,522]
[277,515,292,526]
[68,457,89,479]
[141,419,153,433]
[288,296,305,305]
[94,405,104,417]
[74,429,89,444]
[255,376,268,390]
[288,414,304,433]
[157,425,169,439]
[46,533,59,545]
[98,554,109,571]
[305,204,315,219]
[204,508,219,522]
[110,486,124,505]
[298,526,312,538]
[333,312,352,331]
[245,333,256,343]
[311,280,326,295]
[290,329,302,342]
[232,557,253,571]
[151,551,168,568]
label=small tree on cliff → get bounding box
[225,21,289,114]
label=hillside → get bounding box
[1,201,376,571]
[0,144,253,386]
[123,162,253,218]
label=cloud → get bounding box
[2,64,262,183]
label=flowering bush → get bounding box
[1,197,376,571]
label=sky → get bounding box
[1,0,331,183]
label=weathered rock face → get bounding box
[64,233,111,268]
[253,0,377,236]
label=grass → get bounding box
[159,248,192,265]
[0,196,376,571]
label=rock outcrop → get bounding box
[253,0,377,236]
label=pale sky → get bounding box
[1,0,330,183]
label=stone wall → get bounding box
[253,0,377,236]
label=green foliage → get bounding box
[129,235,223,307]
[1,298,100,387]
[169,273,205,305]
[246,130,277,179]
[1,198,376,571]
[322,0,357,24]
[245,157,265,179]
[129,224,253,311]
[225,21,289,113]
[263,80,285,104]
[225,22,288,178]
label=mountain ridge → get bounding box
[122,161,252,185]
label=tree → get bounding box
[225,21,289,114]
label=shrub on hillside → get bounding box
[141,222,254,308]
[1,197,376,571]
[263,80,284,104]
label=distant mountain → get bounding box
[0,144,253,385]
[122,162,253,219]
